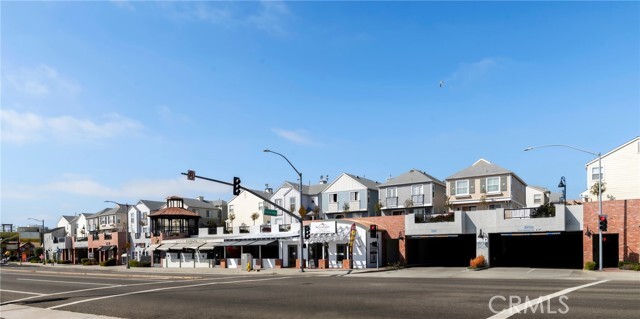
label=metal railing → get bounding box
[386,197,398,207]
[414,212,454,223]
[412,195,424,205]
[503,208,555,219]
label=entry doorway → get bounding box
[287,245,297,268]
[592,233,619,268]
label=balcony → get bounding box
[279,224,291,232]
[349,200,361,211]
[239,226,250,234]
[386,197,398,207]
[412,195,424,205]
[328,203,339,212]
[405,211,464,236]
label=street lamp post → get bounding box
[524,144,603,270]
[27,218,45,264]
[264,149,305,272]
[104,201,130,269]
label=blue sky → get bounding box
[1,1,638,228]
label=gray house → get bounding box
[321,173,380,218]
[378,169,447,216]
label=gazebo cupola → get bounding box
[149,196,200,240]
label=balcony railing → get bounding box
[412,195,424,205]
[386,197,398,207]
[261,225,271,233]
[504,207,555,219]
[279,224,291,232]
[349,200,361,211]
[208,227,217,235]
[239,226,250,233]
[415,212,454,223]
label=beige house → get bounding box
[526,185,550,207]
[226,189,273,230]
[581,136,640,201]
[445,159,527,211]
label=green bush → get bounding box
[128,260,139,267]
[584,261,597,271]
[81,258,98,266]
[100,258,117,267]
[58,260,72,264]
[29,257,41,263]
[139,261,151,267]
[618,261,625,269]
[633,265,640,271]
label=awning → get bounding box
[215,241,240,247]
[148,244,162,251]
[99,245,115,252]
[197,242,217,250]
[169,243,195,250]
[247,240,276,246]
[157,244,175,251]
[185,243,204,250]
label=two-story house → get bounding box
[321,173,380,219]
[129,200,164,262]
[581,136,639,201]
[445,159,527,211]
[227,189,272,231]
[181,196,228,228]
[378,169,447,217]
[87,206,127,263]
[70,213,92,263]
[526,186,550,207]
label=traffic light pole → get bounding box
[182,171,305,272]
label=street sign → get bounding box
[264,209,278,216]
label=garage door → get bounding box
[407,234,476,266]
[489,231,583,269]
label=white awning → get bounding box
[156,244,175,251]
[214,241,240,247]
[185,242,204,250]
[197,242,218,250]
[148,244,162,251]
[169,243,201,250]
[247,240,276,246]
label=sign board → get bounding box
[264,209,278,216]
[310,221,336,234]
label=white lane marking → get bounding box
[48,276,296,310]
[1,275,246,306]
[487,280,610,319]
[526,269,536,274]
[18,278,119,286]
[0,289,45,296]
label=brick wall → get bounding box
[583,199,640,264]
[344,216,407,264]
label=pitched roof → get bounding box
[446,159,512,180]
[585,136,640,166]
[278,181,329,195]
[379,169,444,187]
[94,206,127,217]
[344,173,380,189]
[149,207,200,217]
[140,200,165,211]
[60,215,75,223]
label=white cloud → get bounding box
[0,109,143,144]
[445,58,504,88]
[158,105,190,123]
[271,128,313,145]
[166,1,290,36]
[5,64,81,96]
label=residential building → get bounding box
[71,213,92,264]
[227,189,272,230]
[445,159,527,211]
[128,200,164,262]
[181,196,227,228]
[378,169,447,217]
[304,177,330,220]
[321,173,380,219]
[581,136,640,201]
[56,215,76,237]
[526,186,550,207]
[87,206,127,264]
[269,180,330,223]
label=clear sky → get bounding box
[1,1,639,228]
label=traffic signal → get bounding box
[187,170,196,181]
[370,224,377,238]
[233,177,241,195]
[304,225,310,239]
[598,215,608,231]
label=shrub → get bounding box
[469,255,486,269]
[29,257,41,263]
[58,260,72,264]
[584,261,597,270]
[618,261,625,269]
[128,260,139,267]
[81,258,98,266]
[100,258,117,267]
[9,256,18,262]
[633,265,640,271]
[139,261,151,267]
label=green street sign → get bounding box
[264,209,278,216]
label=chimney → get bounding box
[197,196,204,201]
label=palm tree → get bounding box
[250,212,260,225]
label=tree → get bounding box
[374,201,383,216]
[298,207,307,219]
[590,181,607,201]
[343,203,350,212]
[250,212,260,225]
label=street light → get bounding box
[524,144,603,270]
[27,218,45,264]
[104,200,131,269]
[263,149,305,272]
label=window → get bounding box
[289,197,296,207]
[206,211,211,218]
[350,191,359,201]
[534,194,542,204]
[387,188,397,197]
[591,166,604,181]
[486,177,500,193]
[258,202,264,210]
[489,204,502,210]
[412,185,423,195]
[330,194,338,203]
[229,205,234,213]
[455,180,469,195]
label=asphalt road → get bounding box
[1,268,638,319]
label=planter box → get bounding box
[220,258,227,268]
[296,258,305,269]
[275,259,282,268]
[342,259,352,269]
[317,259,329,269]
